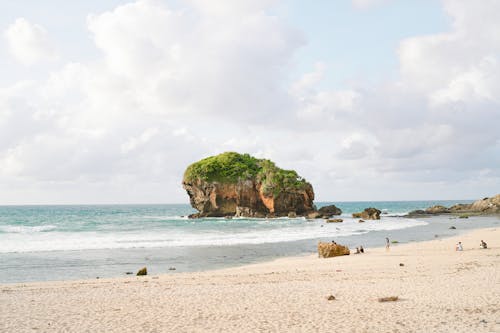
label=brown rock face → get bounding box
[425,205,450,214]
[468,195,500,213]
[182,178,315,218]
[352,207,381,220]
[317,242,350,258]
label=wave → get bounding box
[0,217,427,253]
[0,225,57,233]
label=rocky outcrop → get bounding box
[318,242,350,258]
[137,267,147,276]
[352,207,381,220]
[183,152,315,218]
[425,205,450,214]
[408,194,500,216]
[468,195,500,213]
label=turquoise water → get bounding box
[1,200,497,283]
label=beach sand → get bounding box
[1,227,499,333]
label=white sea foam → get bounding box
[0,217,427,253]
[0,225,57,233]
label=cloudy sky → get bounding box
[1,0,499,204]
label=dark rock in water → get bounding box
[182,152,315,218]
[408,209,426,216]
[459,214,469,219]
[125,272,133,275]
[449,226,456,229]
[358,219,365,223]
[317,205,342,218]
[352,208,381,220]
[326,219,343,223]
[168,267,176,271]
[137,267,147,276]
[318,242,350,258]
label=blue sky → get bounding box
[0,0,499,204]
[285,0,448,87]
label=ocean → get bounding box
[1,200,498,283]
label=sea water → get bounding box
[1,201,498,283]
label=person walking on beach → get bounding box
[385,237,390,251]
[456,242,463,251]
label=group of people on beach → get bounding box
[455,240,488,251]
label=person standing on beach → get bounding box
[385,237,390,251]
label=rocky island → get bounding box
[182,152,324,218]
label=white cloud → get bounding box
[4,18,57,66]
[0,0,499,203]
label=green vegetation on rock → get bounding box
[183,152,308,197]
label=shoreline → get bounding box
[2,226,499,332]
[1,214,498,284]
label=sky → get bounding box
[0,0,499,204]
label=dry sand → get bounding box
[1,227,499,333]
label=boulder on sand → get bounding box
[137,267,147,276]
[318,242,350,258]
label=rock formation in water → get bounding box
[317,242,350,258]
[352,207,381,220]
[408,194,500,216]
[425,205,450,214]
[182,152,315,218]
[306,204,342,219]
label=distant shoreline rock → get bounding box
[407,194,500,217]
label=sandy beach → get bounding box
[1,227,499,333]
